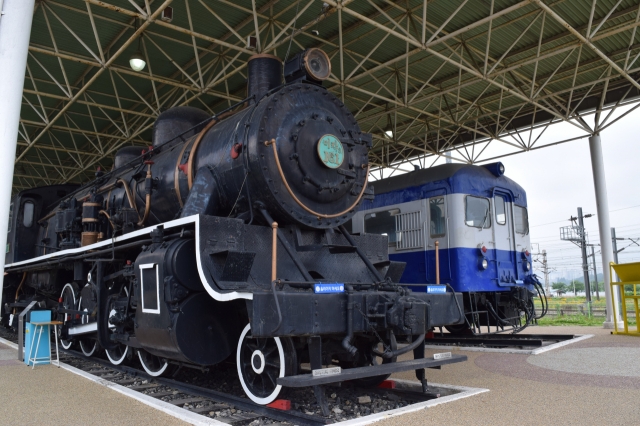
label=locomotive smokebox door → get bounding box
[255,86,371,229]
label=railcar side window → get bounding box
[364,209,400,245]
[514,205,529,235]
[429,197,446,237]
[23,201,34,228]
[465,196,491,228]
[495,196,506,225]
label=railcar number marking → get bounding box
[314,283,345,293]
[317,134,344,169]
[433,352,452,360]
[312,367,342,377]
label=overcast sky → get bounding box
[469,106,640,282]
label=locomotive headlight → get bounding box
[524,260,531,271]
[303,48,331,81]
[480,258,488,270]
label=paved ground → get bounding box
[0,342,186,425]
[383,326,640,426]
[2,326,638,425]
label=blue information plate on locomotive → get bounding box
[314,283,345,294]
[426,285,447,294]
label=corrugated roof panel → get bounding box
[11,0,640,189]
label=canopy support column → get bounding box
[0,0,36,311]
[588,134,622,328]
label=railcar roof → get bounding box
[370,164,527,205]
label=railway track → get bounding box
[1,326,443,425]
[60,349,327,426]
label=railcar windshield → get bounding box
[364,209,400,245]
[429,197,446,237]
[514,205,529,235]
[495,196,506,225]
[465,196,491,228]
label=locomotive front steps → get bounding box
[278,354,467,387]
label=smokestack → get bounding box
[247,54,283,103]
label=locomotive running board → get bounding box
[67,323,98,336]
[67,321,117,336]
[277,354,467,387]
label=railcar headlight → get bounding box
[480,258,488,270]
[524,260,531,271]
[303,48,331,81]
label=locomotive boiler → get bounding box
[2,48,465,405]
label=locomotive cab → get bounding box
[5,185,78,264]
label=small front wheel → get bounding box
[236,323,296,405]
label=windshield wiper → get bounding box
[479,208,490,230]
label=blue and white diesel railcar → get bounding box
[351,162,546,333]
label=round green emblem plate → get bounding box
[317,134,344,169]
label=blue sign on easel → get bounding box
[24,310,51,366]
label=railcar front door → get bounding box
[425,195,450,283]
[493,191,517,286]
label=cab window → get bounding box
[465,196,491,228]
[495,196,506,225]
[514,205,529,235]
[364,209,400,245]
[23,201,34,228]
[8,202,13,233]
[429,197,446,237]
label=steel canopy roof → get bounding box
[14,0,640,191]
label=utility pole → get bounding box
[590,246,599,301]
[542,250,550,295]
[533,248,553,296]
[577,208,592,313]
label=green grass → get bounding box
[537,315,608,326]
[535,296,637,309]
[533,295,638,326]
[537,314,637,327]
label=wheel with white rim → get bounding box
[236,323,297,405]
[77,293,98,357]
[58,283,77,350]
[79,337,97,357]
[105,287,129,365]
[105,337,129,365]
[137,349,171,377]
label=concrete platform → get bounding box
[383,326,640,425]
[0,341,186,425]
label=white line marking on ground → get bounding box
[424,334,594,355]
[333,379,489,426]
[0,336,18,350]
[0,336,223,426]
[59,362,226,425]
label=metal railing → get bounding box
[610,262,640,337]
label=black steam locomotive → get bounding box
[2,48,464,405]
